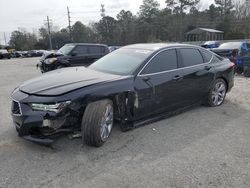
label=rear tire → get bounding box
[81,99,113,147]
[235,67,243,74]
[206,79,227,107]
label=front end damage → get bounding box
[37,52,65,73]
[11,90,82,145]
[11,89,138,145]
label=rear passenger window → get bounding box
[74,46,88,55]
[89,46,104,54]
[200,49,213,62]
[141,49,177,74]
[179,48,204,67]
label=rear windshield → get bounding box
[218,42,242,49]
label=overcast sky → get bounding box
[0,0,214,45]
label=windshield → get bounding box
[204,41,217,45]
[58,44,75,55]
[219,42,242,49]
[89,48,153,75]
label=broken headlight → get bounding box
[30,101,71,113]
[44,58,57,64]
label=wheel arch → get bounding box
[215,76,229,92]
[82,91,136,130]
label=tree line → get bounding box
[8,0,250,50]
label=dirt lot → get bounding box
[0,57,250,188]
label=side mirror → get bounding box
[71,52,77,56]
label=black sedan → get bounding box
[11,44,234,147]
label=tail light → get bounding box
[230,62,235,67]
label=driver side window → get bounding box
[72,45,88,56]
[141,49,178,74]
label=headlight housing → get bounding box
[30,101,71,113]
[45,58,57,64]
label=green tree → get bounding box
[117,10,136,45]
[71,21,90,43]
[215,0,234,16]
[138,0,160,42]
[51,29,70,49]
[166,0,200,14]
[95,16,120,45]
[9,30,38,50]
[139,0,160,20]
[207,4,220,21]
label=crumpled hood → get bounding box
[19,67,121,96]
[40,51,64,61]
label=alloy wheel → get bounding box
[100,104,113,141]
[211,81,226,106]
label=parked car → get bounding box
[109,46,120,52]
[0,49,11,59]
[12,51,23,58]
[201,41,220,49]
[11,43,234,146]
[212,41,250,77]
[27,50,42,57]
[37,43,109,73]
[20,51,28,57]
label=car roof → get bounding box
[123,43,199,51]
[66,43,108,47]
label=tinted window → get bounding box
[89,48,153,75]
[73,45,88,55]
[200,49,213,62]
[179,48,203,67]
[141,49,177,74]
[211,56,222,63]
[89,46,104,54]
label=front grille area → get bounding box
[12,101,21,115]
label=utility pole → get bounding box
[46,16,53,50]
[67,6,72,41]
[3,32,7,46]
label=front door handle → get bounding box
[173,75,183,81]
[142,76,155,94]
[204,65,212,71]
[143,76,151,82]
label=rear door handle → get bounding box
[173,75,183,81]
[204,65,212,71]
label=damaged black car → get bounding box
[11,43,234,147]
[37,43,109,73]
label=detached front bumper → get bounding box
[11,91,80,145]
[12,102,64,145]
[37,61,54,73]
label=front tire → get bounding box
[207,79,227,107]
[81,99,113,147]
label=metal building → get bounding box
[186,28,224,42]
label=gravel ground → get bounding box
[0,57,250,188]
